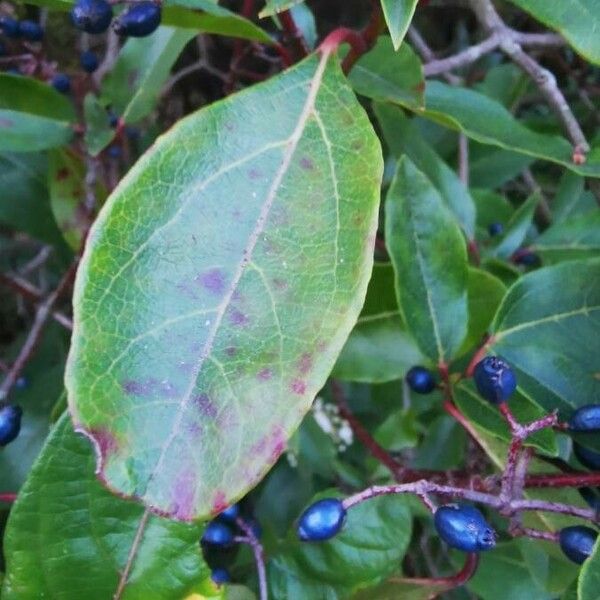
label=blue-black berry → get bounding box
[211,567,230,585]
[473,356,516,404]
[0,41,6,57]
[14,376,28,390]
[71,0,113,34]
[406,366,436,394]
[0,405,22,446]
[80,50,99,73]
[434,504,496,553]
[51,73,71,94]
[574,443,600,471]
[18,20,43,41]
[218,503,239,522]
[559,526,598,564]
[0,16,20,38]
[488,222,503,236]
[297,498,346,542]
[109,113,119,128]
[568,405,600,432]
[113,1,161,37]
[107,145,122,159]
[514,250,539,266]
[201,521,234,546]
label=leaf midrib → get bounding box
[144,50,333,502]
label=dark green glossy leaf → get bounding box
[553,172,596,224]
[532,212,600,263]
[507,0,600,65]
[375,103,475,238]
[459,267,506,355]
[489,193,539,259]
[578,533,600,600]
[2,415,222,600]
[469,146,533,189]
[411,415,466,469]
[473,189,514,234]
[333,263,425,383]
[296,494,412,587]
[0,73,75,152]
[66,51,383,520]
[350,38,424,111]
[380,0,418,49]
[385,156,468,364]
[415,81,600,178]
[101,27,195,125]
[491,259,600,416]
[454,381,557,455]
[0,151,69,250]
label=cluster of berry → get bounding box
[71,0,162,38]
[297,357,599,567]
[1,0,162,93]
[200,503,262,586]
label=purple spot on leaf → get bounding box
[248,168,261,180]
[298,353,312,375]
[300,157,314,170]
[192,394,217,418]
[257,368,272,381]
[229,309,248,326]
[290,379,306,395]
[172,470,196,521]
[211,490,228,516]
[198,268,225,295]
[89,428,119,457]
[225,346,237,357]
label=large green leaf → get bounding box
[0,74,75,152]
[385,156,468,364]
[374,103,476,238]
[333,263,425,383]
[411,81,600,178]
[532,212,600,263]
[101,27,196,125]
[507,0,600,66]
[491,259,600,416]
[2,415,222,600]
[350,37,424,112]
[66,51,383,520]
[552,172,596,224]
[380,0,418,49]
[269,493,412,597]
[578,534,600,600]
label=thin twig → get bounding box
[408,26,461,85]
[236,517,267,600]
[467,0,589,155]
[424,34,500,77]
[0,262,77,402]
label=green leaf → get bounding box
[385,156,468,364]
[413,81,600,178]
[458,267,506,355]
[380,0,419,49]
[553,171,596,224]
[295,494,412,587]
[101,26,196,125]
[490,192,539,259]
[374,103,476,238]
[48,148,90,251]
[352,579,448,600]
[350,37,424,112]
[259,0,305,18]
[507,0,600,66]
[491,259,600,415]
[0,152,69,250]
[578,533,600,600]
[2,415,222,600]
[454,381,557,456]
[473,189,514,234]
[532,212,600,263]
[333,263,425,383]
[469,146,533,189]
[83,93,114,157]
[66,51,383,520]
[0,73,75,152]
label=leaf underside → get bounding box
[66,51,383,520]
